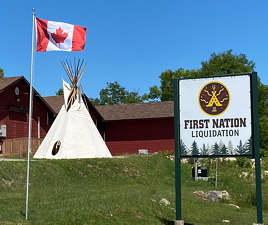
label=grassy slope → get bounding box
[0,155,267,225]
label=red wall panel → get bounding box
[104,118,175,155]
[106,139,174,155]
[105,118,174,141]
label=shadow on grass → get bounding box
[20,210,25,217]
[157,217,194,225]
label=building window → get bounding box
[47,112,54,125]
[15,87,20,95]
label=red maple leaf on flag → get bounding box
[51,27,68,43]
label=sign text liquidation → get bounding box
[184,117,246,138]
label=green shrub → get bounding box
[236,157,251,168]
[245,190,257,206]
[260,148,266,158]
[159,149,173,158]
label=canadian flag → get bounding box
[36,18,86,52]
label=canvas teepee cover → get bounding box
[34,61,112,159]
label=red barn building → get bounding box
[44,95,175,155]
[0,76,55,154]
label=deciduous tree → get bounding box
[157,50,255,101]
[0,68,4,78]
[56,88,63,95]
[200,49,255,76]
[93,82,143,105]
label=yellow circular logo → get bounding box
[198,81,230,116]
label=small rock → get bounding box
[222,219,230,223]
[221,190,231,200]
[1,178,14,186]
[207,191,219,202]
[227,204,240,209]
[193,191,206,198]
[225,157,236,161]
[240,171,249,178]
[264,170,268,176]
[165,155,174,160]
[159,198,170,206]
[151,199,156,203]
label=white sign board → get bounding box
[179,75,252,156]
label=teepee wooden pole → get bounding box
[62,59,86,111]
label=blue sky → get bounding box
[1,1,267,99]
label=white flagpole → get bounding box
[25,8,36,220]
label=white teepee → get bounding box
[34,60,112,159]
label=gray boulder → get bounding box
[159,198,170,206]
[207,190,230,202]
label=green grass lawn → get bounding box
[0,154,267,225]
